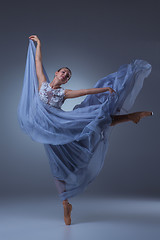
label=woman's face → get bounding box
[55,68,71,84]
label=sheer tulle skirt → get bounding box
[17,40,151,200]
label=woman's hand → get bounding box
[106,87,116,94]
[29,35,40,44]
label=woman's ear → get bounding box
[55,71,58,77]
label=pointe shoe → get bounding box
[63,201,72,225]
[128,111,153,124]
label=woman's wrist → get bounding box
[37,40,41,45]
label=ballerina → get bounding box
[18,35,152,225]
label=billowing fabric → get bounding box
[39,82,65,108]
[17,40,152,200]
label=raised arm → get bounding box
[64,87,116,99]
[29,35,46,90]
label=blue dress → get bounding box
[17,40,152,200]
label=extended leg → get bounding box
[111,111,153,126]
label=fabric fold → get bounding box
[17,40,152,200]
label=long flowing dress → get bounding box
[17,40,152,200]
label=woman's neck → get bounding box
[50,78,61,89]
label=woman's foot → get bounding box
[63,200,72,225]
[128,111,153,124]
[110,111,153,126]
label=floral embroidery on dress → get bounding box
[39,82,65,108]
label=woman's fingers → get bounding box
[109,88,116,94]
[29,35,37,38]
[29,36,36,40]
[29,35,40,42]
[29,36,35,39]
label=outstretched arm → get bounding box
[64,87,116,99]
[29,35,46,89]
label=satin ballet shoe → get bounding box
[63,201,72,225]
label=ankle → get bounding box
[63,200,69,206]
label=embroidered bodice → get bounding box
[39,82,65,108]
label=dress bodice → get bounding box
[39,82,65,108]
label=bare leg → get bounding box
[111,111,153,126]
[54,178,72,225]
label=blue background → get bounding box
[0,0,159,199]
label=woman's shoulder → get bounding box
[63,89,72,100]
[64,89,72,93]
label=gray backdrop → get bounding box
[0,0,160,199]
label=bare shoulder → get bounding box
[64,89,72,100]
[64,89,72,94]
